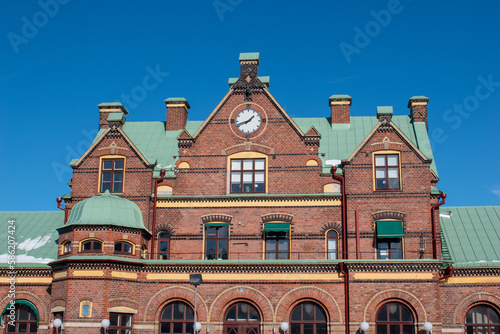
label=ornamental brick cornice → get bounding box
[347,262,442,272]
[0,268,53,277]
[447,267,500,277]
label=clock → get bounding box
[235,108,262,134]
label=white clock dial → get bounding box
[235,108,262,134]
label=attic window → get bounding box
[101,158,124,193]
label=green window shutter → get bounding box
[264,222,290,232]
[376,221,404,238]
[205,223,229,227]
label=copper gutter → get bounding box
[151,169,166,259]
[431,193,446,259]
[332,166,347,259]
[56,198,69,224]
[339,262,350,334]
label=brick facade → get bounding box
[1,54,498,334]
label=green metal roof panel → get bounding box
[239,52,260,61]
[98,102,123,107]
[440,206,500,268]
[164,97,187,102]
[64,190,149,231]
[377,106,393,114]
[107,112,124,121]
[0,211,63,265]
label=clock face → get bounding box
[235,108,262,134]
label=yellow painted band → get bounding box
[147,273,342,281]
[157,198,340,208]
[353,273,433,280]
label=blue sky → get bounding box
[1,1,499,211]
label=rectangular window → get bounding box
[231,158,265,193]
[205,226,228,260]
[374,154,400,190]
[109,313,132,334]
[101,158,124,193]
[265,231,289,259]
[377,239,402,259]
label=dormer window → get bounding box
[374,153,400,190]
[61,241,72,255]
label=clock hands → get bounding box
[236,115,255,127]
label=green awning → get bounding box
[377,221,404,238]
[1,300,39,325]
[264,222,290,232]
[205,223,229,227]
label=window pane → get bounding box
[114,160,124,170]
[110,313,119,326]
[249,305,259,321]
[121,314,132,326]
[243,172,253,182]
[388,303,400,321]
[255,171,264,182]
[231,172,241,183]
[173,322,183,333]
[255,159,265,170]
[303,323,314,334]
[160,241,169,252]
[206,227,217,237]
[93,242,102,251]
[477,305,488,323]
[114,181,123,193]
[388,168,398,178]
[115,243,122,252]
[388,178,399,189]
[375,156,386,166]
[465,309,474,323]
[315,305,326,321]
[226,305,236,321]
[402,325,413,334]
[390,325,399,334]
[29,323,38,332]
[162,304,172,320]
[291,305,301,320]
[291,324,300,334]
[218,227,229,238]
[173,302,184,320]
[490,308,500,323]
[123,243,132,252]
[18,323,27,332]
[102,182,111,192]
[377,325,387,334]
[186,323,193,334]
[401,304,412,321]
[18,307,29,320]
[82,242,91,251]
[387,155,398,166]
[231,183,241,193]
[103,160,113,169]
[303,303,314,321]
[243,160,253,170]
[316,323,327,334]
[377,178,387,189]
[237,303,249,320]
[377,305,387,321]
[185,305,194,320]
[231,160,241,170]
[376,168,386,178]
[114,172,123,182]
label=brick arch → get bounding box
[320,222,342,235]
[452,292,500,325]
[0,291,48,324]
[209,286,273,323]
[275,286,342,323]
[155,223,175,235]
[108,297,139,309]
[364,289,427,323]
[143,286,208,322]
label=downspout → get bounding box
[151,169,166,259]
[339,262,350,334]
[431,193,446,259]
[355,210,360,259]
[439,265,454,280]
[332,166,347,259]
[56,198,69,224]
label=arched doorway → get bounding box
[223,302,260,334]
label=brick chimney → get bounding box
[165,97,190,131]
[408,96,430,130]
[239,52,259,79]
[329,95,352,124]
[98,102,128,129]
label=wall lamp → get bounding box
[101,319,110,334]
[359,322,369,333]
[53,318,64,334]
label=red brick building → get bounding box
[1,53,499,334]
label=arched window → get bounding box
[290,301,327,334]
[80,239,102,253]
[158,232,170,260]
[61,241,72,255]
[326,230,338,259]
[224,302,260,334]
[114,241,134,254]
[4,302,38,333]
[159,301,194,334]
[376,302,414,334]
[465,304,500,334]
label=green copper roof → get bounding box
[440,206,500,268]
[377,106,393,115]
[64,190,148,231]
[98,102,124,107]
[329,94,352,100]
[107,112,124,121]
[0,211,63,267]
[239,52,259,61]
